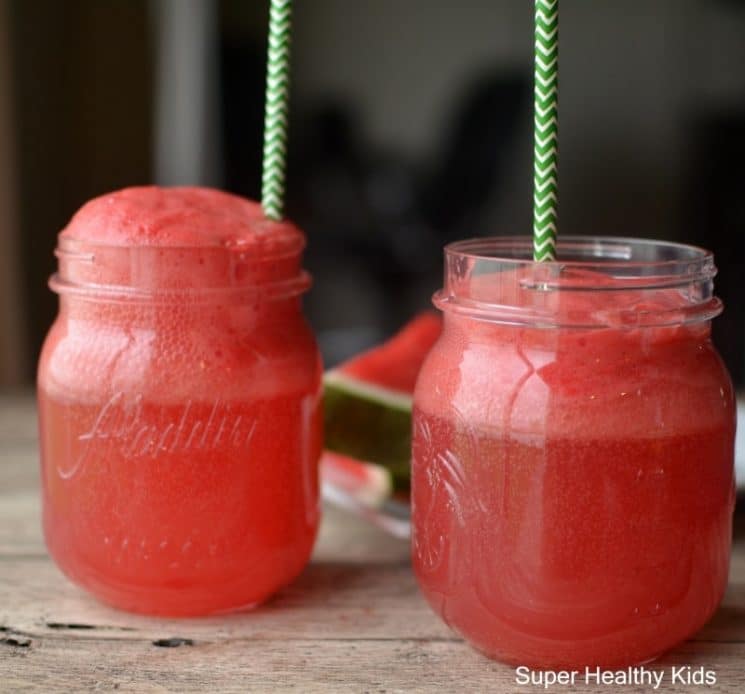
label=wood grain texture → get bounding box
[1,393,744,692]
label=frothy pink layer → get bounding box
[61,186,303,252]
[419,267,732,439]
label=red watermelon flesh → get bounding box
[336,312,443,393]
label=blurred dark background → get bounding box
[1,0,744,385]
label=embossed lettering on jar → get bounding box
[38,187,322,616]
[411,237,735,668]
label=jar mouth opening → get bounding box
[436,236,722,328]
[445,236,715,279]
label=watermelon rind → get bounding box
[323,370,412,491]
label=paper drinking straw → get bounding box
[533,0,559,261]
[261,0,293,221]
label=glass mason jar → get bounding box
[38,187,322,616]
[412,237,735,668]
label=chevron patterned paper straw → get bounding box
[533,0,559,262]
[261,0,292,221]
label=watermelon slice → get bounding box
[322,312,442,495]
[320,452,393,507]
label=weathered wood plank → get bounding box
[1,634,745,693]
[0,556,450,643]
[2,637,516,694]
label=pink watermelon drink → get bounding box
[38,187,322,615]
[412,237,735,667]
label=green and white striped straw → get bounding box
[533,0,559,262]
[261,0,293,221]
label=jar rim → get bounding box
[49,271,313,303]
[51,236,311,302]
[445,236,713,272]
[435,235,722,328]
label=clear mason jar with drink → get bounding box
[412,237,735,667]
[38,186,322,615]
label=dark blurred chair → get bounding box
[422,73,528,241]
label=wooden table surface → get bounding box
[1,393,744,693]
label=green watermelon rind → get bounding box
[323,370,412,491]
